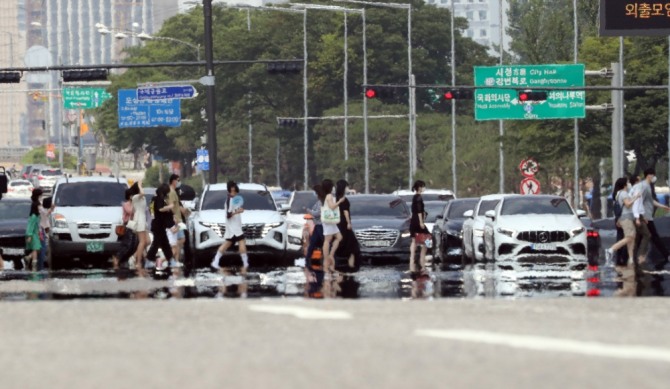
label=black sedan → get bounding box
[579,217,602,266]
[0,198,31,270]
[348,195,412,263]
[432,197,479,265]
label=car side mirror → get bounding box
[436,214,443,220]
[485,210,496,220]
[576,209,587,218]
[279,203,290,215]
[463,210,474,219]
[192,197,199,210]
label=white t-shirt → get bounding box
[131,194,147,232]
[224,194,244,239]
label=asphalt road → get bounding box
[2,298,670,388]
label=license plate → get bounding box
[365,240,389,247]
[1,248,24,256]
[86,241,104,253]
[532,243,556,251]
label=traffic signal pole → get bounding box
[611,62,624,186]
[203,0,218,185]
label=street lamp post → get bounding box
[334,0,413,189]
[1,31,16,146]
[96,24,202,61]
[289,3,365,190]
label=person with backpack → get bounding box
[606,177,639,268]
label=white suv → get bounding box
[189,183,288,266]
[482,195,588,269]
[49,177,128,269]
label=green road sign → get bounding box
[62,87,112,109]
[474,64,585,121]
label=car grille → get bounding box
[77,223,113,230]
[209,223,265,240]
[80,233,111,239]
[355,229,399,248]
[516,230,569,243]
[0,236,24,248]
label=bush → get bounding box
[21,146,77,170]
[143,166,160,187]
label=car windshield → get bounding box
[55,182,127,207]
[290,192,318,213]
[501,197,574,216]
[10,181,30,187]
[478,199,500,216]
[42,169,62,176]
[350,198,409,218]
[424,202,447,222]
[0,201,31,220]
[447,200,478,219]
[201,189,277,211]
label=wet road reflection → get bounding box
[1,257,670,300]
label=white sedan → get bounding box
[483,195,588,268]
[5,179,34,198]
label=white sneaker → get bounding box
[210,258,220,270]
[128,255,136,268]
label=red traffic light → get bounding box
[444,91,454,100]
[518,90,547,102]
[365,88,377,99]
[442,89,473,100]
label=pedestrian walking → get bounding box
[112,186,139,270]
[37,195,55,271]
[606,177,639,269]
[304,184,325,274]
[129,181,149,273]
[168,174,186,267]
[211,181,249,274]
[146,184,176,270]
[320,179,344,273]
[409,180,430,273]
[335,179,361,272]
[635,168,670,269]
[24,188,43,271]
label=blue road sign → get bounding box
[137,85,197,100]
[118,89,181,128]
[196,148,209,171]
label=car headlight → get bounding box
[53,213,67,229]
[401,230,411,238]
[447,229,462,238]
[287,221,303,232]
[262,222,283,236]
[497,227,516,237]
[474,229,484,237]
[570,227,585,237]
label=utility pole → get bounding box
[203,0,218,184]
[611,62,624,185]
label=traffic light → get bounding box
[364,88,396,100]
[277,118,299,128]
[267,61,303,75]
[518,90,547,102]
[0,71,21,83]
[443,88,474,100]
[62,69,108,82]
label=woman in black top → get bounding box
[336,179,361,272]
[409,180,429,273]
[146,183,175,269]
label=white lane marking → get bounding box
[415,329,670,363]
[249,305,352,320]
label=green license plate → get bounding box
[86,241,104,253]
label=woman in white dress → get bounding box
[321,179,344,272]
[130,181,148,272]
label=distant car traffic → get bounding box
[483,195,588,269]
[393,188,456,204]
[189,183,288,267]
[32,167,63,194]
[5,179,34,199]
[348,194,412,262]
[432,197,478,264]
[0,198,31,270]
[462,194,507,263]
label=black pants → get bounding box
[182,228,193,273]
[147,227,173,262]
[647,221,669,258]
[615,227,629,266]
